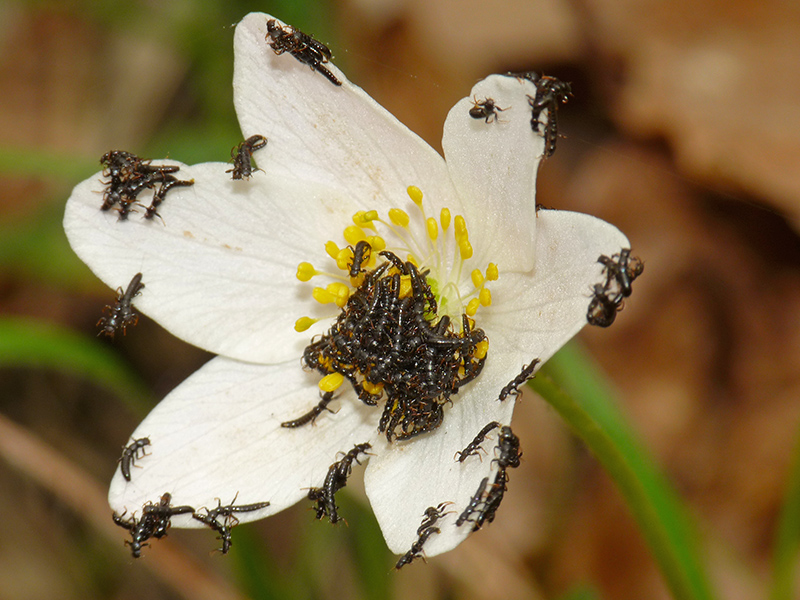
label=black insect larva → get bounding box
[517,73,572,157]
[468,97,506,123]
[598,248,644,300]
[395,525,441,570]
[281,391,335,428]
[586,283,620,328]
[143,177,195,220]
[98,273,145,338]
[265,19,341,86]
[455,477,489,527]
[349,240,372,277]
[119,436,151,482]
[455,421,499,462]
[495,426,521,469]
[193,496,271,554]
[498,360,540,401]
[309,443,371,523]
[227,134,268,180]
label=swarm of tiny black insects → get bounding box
[587,248,643,327]
[301,245,487,442]
[100,150,193,220]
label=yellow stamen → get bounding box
[327,282,350,308]
[466,298,480,316]
[470,269,484,289]
[459,239,473,260]
[344,225,367,245]
[399,276,412,298]
[479,288,492,306]
[475,339,489,360]
[296,262,318,282]
[407,185,424,207]
[389,208,410,228]
[353,210,379,231]
[336,248,353,271]
[368,235,386,252]
[312,287,337,304]
[454,215,468,239]
[406,254,419,268]
[426,217,438,242]
[325,241,340,260]
[294,316,318,332]
[486,263,499,281]
[440,208,451,231]
[319,372,344,392]
[362,380,384,395]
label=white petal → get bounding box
[363,363,518,557]
[484,208,630,366]
[109,356,379,527]
[364,208,630,557]
[233,13,460,216]
[64,161,362,362]
[442,74,545,272]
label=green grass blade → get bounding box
[531,342,716,600]
[769,421,800,600]
[0,317,149,414]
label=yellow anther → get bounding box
[479,288,492,306]
[296,262,317,282]
[475,339,489,360]
[325,241,340,260]
[466,297,480,316]
[440,208,451,231]
[362,380,384,395]
[353,210,378,231]
[343,225,367,245]
[294,316,318,332]
[336,248,353,271]
[459,238,473,260]
[368,235,386,252]
[312,287,337,304]
[407,185,424,207]
[426,217,438,241]
[454,215,468,238]
[486,262,499,281]
[388,208,410,228]
[471,269,484,289]
[319,372,344,392]
[326,282,350,308]
[399,276,412,298]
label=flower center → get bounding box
[293,186,499,442]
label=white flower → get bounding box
[64,13,629,561]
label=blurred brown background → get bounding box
[1,0,799,599]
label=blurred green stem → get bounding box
[531,343,716,600]
[769,419,800,600]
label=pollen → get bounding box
[486,262,499,280]
[296,262,318,282]
[319,372,344,392]
[294,316,318,332]
[325,241,340,260]
[440,208,451,231]
[407,185,424,207]
[389,208,410,228]
[344,225,367,245]
[426,217,438,242]
[479,288,492,306]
